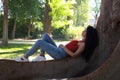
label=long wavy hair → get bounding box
[82,26,99,62]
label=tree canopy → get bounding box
[0,0,96,45]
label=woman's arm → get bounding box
[59,43,85,57]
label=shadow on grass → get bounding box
[0,43,32,49]
[0,43,33,59]
[0,49,29,54]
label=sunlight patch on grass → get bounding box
[0,48,23,53]
[0,54,19,59]
[0,43,32,59]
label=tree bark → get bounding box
[43,0,52,34]
[12,19,16,39]
[27,23,32,39]
[83,0,120,75]
[0,57,87,80]
[2,0,8,46]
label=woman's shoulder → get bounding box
[79,39,85,42]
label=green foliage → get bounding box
[73,0,90,27]
[90,0,101,19]
[31,22,44,38]
[52,26,85,41]
[8,0,45,38]
[62,27,85,40]
[49,0,73,28]
[49,0,90,29]
[8,0,45,29]
[9,0,41,21]
[0,0,91,39]
[52,27,66,40]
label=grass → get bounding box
[0,40,68,60]
[0,43,33,59]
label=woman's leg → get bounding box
[40,33,57,54]
[30,40,67,59]
[25,33,57,57]
[15,33,67,61]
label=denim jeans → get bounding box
[26,33,67,59]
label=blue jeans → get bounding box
[26,33,67,59]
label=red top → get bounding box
[65,40,80,52]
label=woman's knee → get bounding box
[43,33,49,37]
[36,40,43,44]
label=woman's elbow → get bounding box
[70,54,77,57]
[71,52,82,58]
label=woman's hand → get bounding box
[59,44,65,48]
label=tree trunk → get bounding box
[27,23,31,39]
[43,0,52,34]
[82,0,120,75]
[12,19,16,39]
[2,0,8,46]
[0,57,87,80]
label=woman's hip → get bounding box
[52,48,68,60]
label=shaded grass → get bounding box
[0,39,68,59]
[0,43,34,59]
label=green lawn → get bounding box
[0,43,33,59]
[0,39,68,60]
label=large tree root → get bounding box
[68,40,120,80]
[0,56,87,80]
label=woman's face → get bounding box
[82,29,87,38]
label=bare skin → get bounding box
[59,29,87,57]
[24,52,45,59]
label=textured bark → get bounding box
[82,0,120,75]
[43,0,52,34]
[12,20,16,39]
[0,57,87,80]
[69,40,120,80]
[2,0,8,45]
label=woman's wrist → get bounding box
[62,46,66,52]
[59,44,64,48]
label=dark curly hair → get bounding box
[82,25,99,62]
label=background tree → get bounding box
[2,0,8,46]
[73,0,90,27]
[0,0,92,40]
[83,0,120,75]
[0,0,3,38]
[49,0,73,29]
[43,0,52,34]
[90,0,101,26]
[9,0,41,39]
